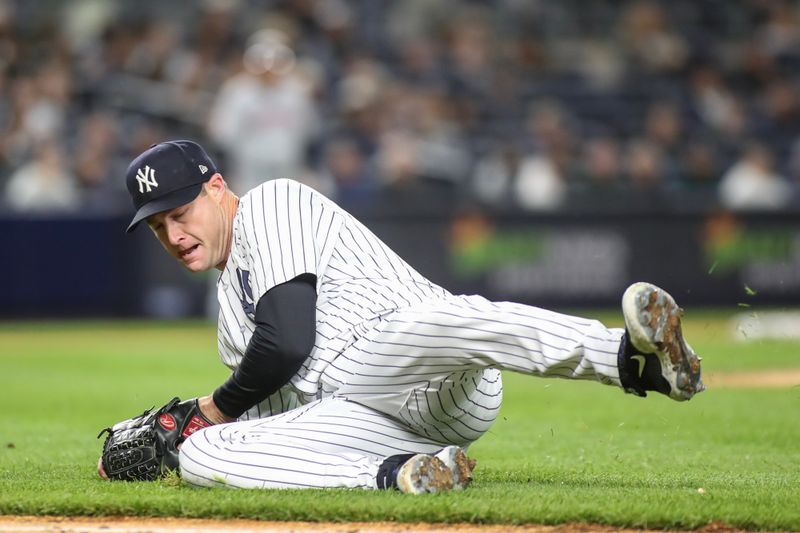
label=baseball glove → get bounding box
[97,397,212,481]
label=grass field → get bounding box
[0,311,799,531]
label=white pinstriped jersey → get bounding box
[216,179,450,418]
[183,179,627,489]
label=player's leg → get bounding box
[397,367,503,447]
[321,295,618,441]
[325,293,624,394]
[178,396,474,491]
[393,284,704,444]
[325,282,703,409]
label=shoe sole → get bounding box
[622,282,705,401]
[434,446,477,490]
[396,454,453,494]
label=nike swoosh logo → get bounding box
[631,355,646,378]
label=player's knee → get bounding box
[178,426,218,488]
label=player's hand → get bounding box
[97,456,108,480]
[197,395,235,425]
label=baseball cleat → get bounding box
[396,454,454,494]
[621,282,705,401]
[434,446,476,490]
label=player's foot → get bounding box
[396,454,453,494]
[620,282,705,401]
[378,447,476,494]
[434,446,476,490]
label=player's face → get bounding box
[146,177,232,272]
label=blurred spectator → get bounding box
[526,101,575,171]
[5,139,79,212]
[512,100,572,210]
[580,137,624,189]
[0,2,15,71]
[387,0,456,52]
[412,89,471,188]
[570,137,628,210]
[373,81,471,205]
[73,111,127,211]
[752,78,800,158]
[395,37,447,89]
[124,21,180,81]
[376,129,419,191]
[333,57,390,157]
[625,139,668,192]
[319,136,376,208]
[681,139,721,188]
[619,0,689,75]
[756,0,800,61]
[0,0,800,215]
[719,142,791,210]
[6,61,71,161]
[470,142,519,207]
[513,153,566,211]
[445,6,495,98]
[207,28,321,194]
[644,102,683,154]
[787,138,800,184]
[184,0,241,90]
[688,65,750,159]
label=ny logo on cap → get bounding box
[136,165,159,193]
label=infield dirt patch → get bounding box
[0,516,762,533]
[704,369,800,389]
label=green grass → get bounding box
[0,311,798,530]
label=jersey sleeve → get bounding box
[239,179,341,301]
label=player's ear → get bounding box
[205,173,227,199]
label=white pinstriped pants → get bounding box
[180,294,625,489]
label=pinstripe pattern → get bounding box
[217,179,448,408]
[180,398,445,489]
[325,294,622,445]
[187,179,626,489]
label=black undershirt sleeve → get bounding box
[212,274,317,419]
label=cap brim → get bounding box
[126,183,204,233]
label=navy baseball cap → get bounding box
[125,140,218,233]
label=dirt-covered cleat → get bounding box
[620,282,705,401]
[396,454,453,494]
[434,446,476,490]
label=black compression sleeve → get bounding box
[212,274,316,419]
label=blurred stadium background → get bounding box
[2,0,800,319]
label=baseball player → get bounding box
[99,140,704,493]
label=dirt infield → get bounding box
[0,516,760,533]
[704,369,800,389]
